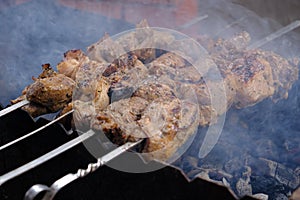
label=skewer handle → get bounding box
[24,139,142,200]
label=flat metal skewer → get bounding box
[247,20,300,50]
[0,129,95,186]
[213,16,247,37]
[0,110,74,151]
[0,99,29,118]
[176,15,208,30]
[24,139,142,200]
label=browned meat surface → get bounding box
[259,50,298,102]
[92,96,149,144]
[103,54,148,102]
[148,52,234,126]
[9,19,299,162]
[10,85,30,104]
[56,49,89,80]
[11,64,73,115]
[87,33,126,63]
[150,52,186,69]
[92,78,110,113]
[92,82,198,161]
[73,61,108,101]
[201,32,298,109]
[73,100,95,130]
[37,63,58,79]
[26,73,75,112]
[11,64,57,105]
[22,103,48,118]
[142,100,198,161]
[226,50,275,108]
[132,82,176,101]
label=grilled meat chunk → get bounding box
[92,83,198,161]
[132,82,176,101]
[87,33,126,63]
[21,102,48,118]
[148,52,233,126]
[202,32,298,109]
[26,73,75,112]
[11,64,74,115]
[227,50,275,108]
[92,96,149,144]
[258,50,298,102]
[57,49,89,80]
[104,54,148,102]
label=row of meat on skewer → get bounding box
[9,20,299,161]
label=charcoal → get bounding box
[236,178,252,197]
[275,163,300,189]
[272,193,288,200]
[235,166,252,197]
[108,86,134,103]
[208,169,233,182]
[224,157,245,175]
[251,176,287,195]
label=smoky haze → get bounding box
[171,0,300,198]
[0,0,132,106]
[0,0,300,199]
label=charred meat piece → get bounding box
[26,73,75,112]
[11,64,75,115]
[92,96,149,144]
[11,64,57,105]
[258,50,298,102]
[104,54,149,102]
[21,102,49,118]
[150,52,186,69]
[73,100,95,130]
[37,63,58,79]
[204,32,298,109]
[227,50,275,108]
[132,82,176,101]
[87,33,126,63]
[10,85,30,104]
[139,97,198,161]
[148,52,234,126]
[73,60,108,101]
[184,77,235,126]
[92,78,110,113]
[92,83,198,161]
[56,49,89,80]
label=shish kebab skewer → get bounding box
[0,18,203,185]
[25,22,300,200]
[0,15,207,118]
[24,139,143,200]
[0,18,296,188]
[0,19,298,159]
[0,19,299,118]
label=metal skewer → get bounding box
[176,15,208,30]
[0,16,208,120]
[0,129,95,186]
[0,99,29,117]
[1,18,299,198]
[247,20,300,50]
[0,110,74,151]
[213,16,247,38]
[24,139,142,200]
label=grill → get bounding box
[0,1,300,199]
